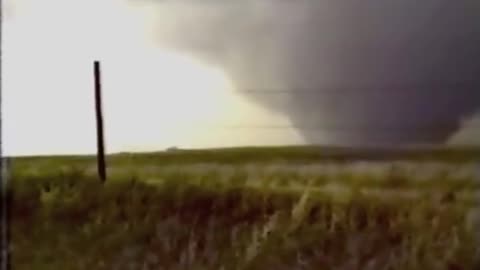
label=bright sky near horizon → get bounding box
[2,0,304,156]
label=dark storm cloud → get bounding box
[138,0,480,145]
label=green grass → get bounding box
[6,146,480,269]
[9,145,480,167]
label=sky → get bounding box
[2,0,304,156]
[2,0,480,156]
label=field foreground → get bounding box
[7,146,480,269]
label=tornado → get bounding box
[142,0,480,146]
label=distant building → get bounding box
[166,146,180,152]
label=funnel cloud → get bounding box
[139,0,480,146]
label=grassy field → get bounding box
[6,146,480,269]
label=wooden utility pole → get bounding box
[94,61,107,182]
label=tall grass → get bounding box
[9,161,479,270]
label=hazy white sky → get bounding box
[2,0,304,156]
[2,0,478,156]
